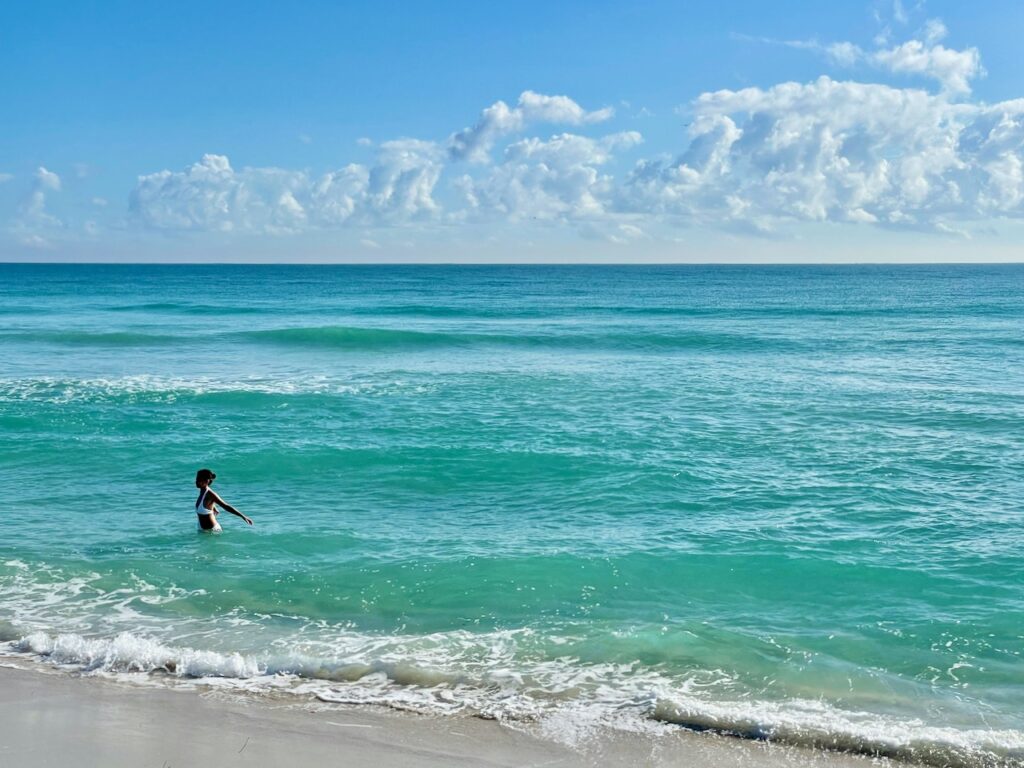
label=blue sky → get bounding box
[2,0,1024,262]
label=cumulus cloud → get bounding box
[871,36,982,95]
[130,91,617,234]
[7,167,63,247]
[448,90,614,163]
[131,154,306,233]
[127,64,1024,241]
[20,167,62,226]
[363,140,444,219]
[824,42,862,67]
[621,76,1024,230]
[131,142,444,233]
[752,20,983,95]
[35,167,61,191]
[457,131,642,221]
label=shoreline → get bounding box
[0,662,907,768]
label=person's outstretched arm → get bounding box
[208,490,253,525]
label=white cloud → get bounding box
[872,37,982,95]
[448,90,613,163]
[131,91,617,233]
[124,53,1024,242]
[309,164,369,225]
[0,173,13,184]
[620,77,1024,230]
[10,167,63,247]
[457,131,642,222]
[756,21,983,95]
[13,167,63,242]
[311,139,443,225]
[923,19,947,45]
[825,42,862,67]
[132,142,444,233]
[131,154,308,233]
[35,167,61,192]
[363,139,444,220]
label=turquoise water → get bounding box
[1,264,1022,766]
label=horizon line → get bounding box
[3,260,1024,267]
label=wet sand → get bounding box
[0,664,906,767]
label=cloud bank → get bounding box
[121,23,1024,243]
[627,77,1024,233]
[131,141,444,233]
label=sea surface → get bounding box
[1,264,1022,766]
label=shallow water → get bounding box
[1,264,1022,766]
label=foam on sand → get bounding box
[6,629,1021,768]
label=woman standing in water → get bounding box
[195,468,253,531]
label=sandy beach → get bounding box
[0,663,913,768]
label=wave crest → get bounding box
[0,330,183,346]
[239,325,785,353]
[5,629,1021,768]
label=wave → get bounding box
[13,631,260,678]
[653,700,1023,768]
[350,303,1024,320]
[239,325,787,353]
[0,330,184,347]
[0,306,50,315]
[0,375,429,405]
[105,302,267,315]
[5,629,1020,767]
[84,302,1024,321]
[241,325,463,349]
[347,305,724,319]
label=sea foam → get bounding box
[5,629,1021,768]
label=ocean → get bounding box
[1,263,1021,766]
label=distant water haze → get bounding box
[1,264,1022,767]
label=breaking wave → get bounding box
[5,629,1021,768]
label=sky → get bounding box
[2,0,1024,263]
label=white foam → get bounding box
[1,562,1020,767]
[653,695,1024,766]
[0,562,207,635]
[0,375,435,403]
[14,631,261,678]
[4,627,1021,767]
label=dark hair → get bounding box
[196,468,216,483]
